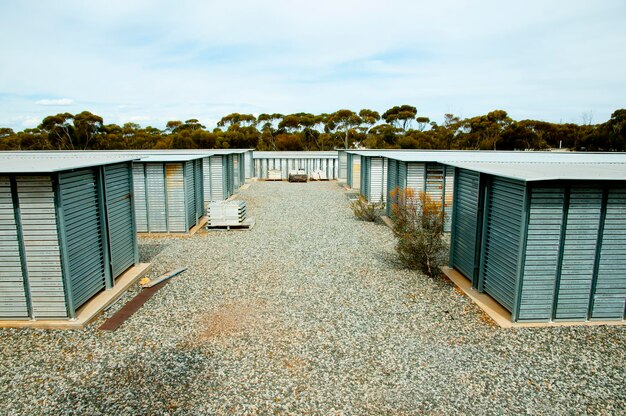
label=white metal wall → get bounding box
[165,163,186,232]
[254,157,339,179]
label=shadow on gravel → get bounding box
[138,242,170,262]
[61,346,210,414]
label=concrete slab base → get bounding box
[137,216,208,238]
[441,266,626,328]
[0,263,152,330]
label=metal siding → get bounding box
[132,164,148,232]
[426,162,444,208]
[0,176,28,318]
[593,187,626,319]
[370,157,385,203]
[352,155,361,190]
[209,156,225,201]
[16,176,66,318]
[166,163,187,232]
[387,159,398,215]
[398,161,407,190]
[443,166,455,233]
[233,156,240,189]
[346,154,353,187]
[184,161,195,230]
[195,159,204,217]
[481,177,525,312]
[451,170,481,281]
[146,164,167,232]
[555,186,603,320]
[339,151,347,180]
[104,163,136,278]
[518,186,565,321]
[59,169,106,310]
[406,162,425,204]
[244,151,252,178]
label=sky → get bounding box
[0,0,625,131]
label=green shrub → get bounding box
[351,195,383,222]
[390,188,448,277]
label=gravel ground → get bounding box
[1,181,625,415]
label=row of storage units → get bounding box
[253,151,339,180]
[448,161,626,323]
[0,154,139,320]
[344,149,626,323]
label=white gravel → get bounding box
[0,181,625,415]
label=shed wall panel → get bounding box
[451,170,480,282]
[0,176,28,318]
[104,163,136,278]
[166,163,186,232]
[16,176,66,318]
[59,169,106,311]
[555,186,602,320]
[518,186,565,321]
[132,164,148,232]
[592,188,626,319]
[146,164,167,232]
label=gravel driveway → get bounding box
[1,181,625,415]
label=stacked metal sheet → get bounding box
[206,200,247,226]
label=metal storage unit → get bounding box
[448,161,626,323]
[132,154,204,233]
[0,154,139,320]
[359,155,387,204]
[253,151,339,180]
[338,150,348,182]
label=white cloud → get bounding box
[35,98,75,106]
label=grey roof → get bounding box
[353,149,626,164]
[253,151,338,159]
[0,154,138,173]
[447,161,626,182]
[136,154,205,163]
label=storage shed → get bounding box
[346,153,361,190]
[447,161,626,323]
[253,151,339,180]
[132,154,205,233]
[0,154,139,320]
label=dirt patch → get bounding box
[194,300,267,342]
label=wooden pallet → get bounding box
[206,217,255,231]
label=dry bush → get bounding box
[389,188,448,277]
[351,195,383,222]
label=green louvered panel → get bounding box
[339,151,347,181]
[451,170,481,281]
[360,157,370,200]
[555,186,603,320]
[398,161,407,191]
[184,161,195,230]
[518,186,565,321]
[346,154,353,187]
[592,188,626,319]
[443,166,454,233]
[194,159,204,217]
[59,169,106,309]
[104,163,135,278]
[132,164,148,232]
[225,155,234,198]
[481,177,525,312]
[166,163,186,232]
[387,159,398,216]
[0,176,28,318]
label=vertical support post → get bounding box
[96,166,113,289]
[53,173,76,319]
[588,186,609,320]
[512,182,531,322]
[551,184,571,321]
[128,162,139,266]
[476,174,490,291]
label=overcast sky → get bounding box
[1,0,625,130]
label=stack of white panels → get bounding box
[206,200,247,226]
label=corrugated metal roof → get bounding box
[253,151,338,159]
[135,154,206,162]
[0,154,138,173]
[351,149,626,164]
[447,161,626,181]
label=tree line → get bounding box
[1,106,624,152]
